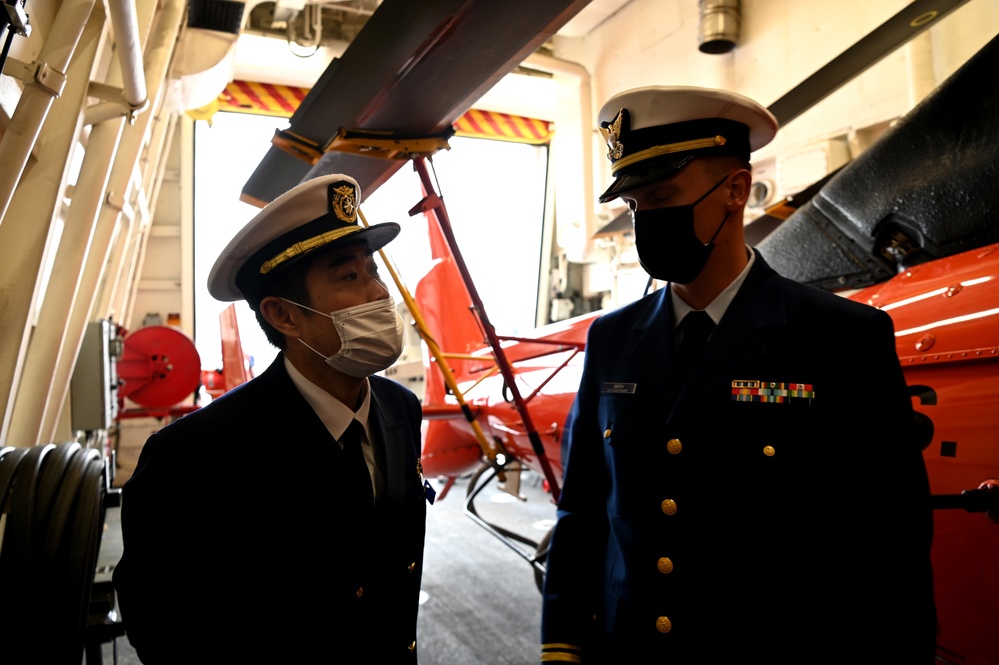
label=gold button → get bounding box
[656,616,672,633]
[661,499,677,515]
[355,586,364,599]
[604,428,612,438]
[763,445,775,456]
[657,557,674,574]
[666,438,682,454]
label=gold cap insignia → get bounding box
[331,183,357,223]
[598,108,627,163]
[600,109,630,162]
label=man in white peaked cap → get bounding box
[115,174,433,664]
[540,87,936,663]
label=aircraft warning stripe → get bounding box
[217,82,552,144]
[453,109,553,145]
[220,81,308,117]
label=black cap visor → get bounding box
[598,153,694,203]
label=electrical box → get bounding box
[71,319,122,431]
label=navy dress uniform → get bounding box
[114,175,432,664]
[540,88,936,663]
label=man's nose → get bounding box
[366,271,390,299]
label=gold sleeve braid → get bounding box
[541,642,583,663]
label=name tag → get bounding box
[601,382,637,394]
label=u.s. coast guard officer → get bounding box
[114,174,432,664]
[540,86,936,663]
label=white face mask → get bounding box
[284,296,405,378]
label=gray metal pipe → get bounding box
[107,0,147,109]
[698,0,740,54]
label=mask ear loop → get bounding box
[281,297,347,359]
[697,174,732,247]
[704,211,731,246]
[297,337,331,360]
[693,173,730,206]
[279,297,329,319]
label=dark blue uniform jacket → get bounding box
[541,249,936,663]
[114,354,428,664]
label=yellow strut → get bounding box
[358,208,502,471]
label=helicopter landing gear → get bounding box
[463,457,554,592]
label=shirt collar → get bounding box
[671,245,755,329]
[284,355,372,441]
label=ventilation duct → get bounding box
[164,1,248,112]
[698,0,740,54]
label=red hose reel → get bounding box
[116,325,201,415]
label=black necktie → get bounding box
[341,419,374,507]
[676,310,715,382]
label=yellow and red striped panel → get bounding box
[218,81,308,117]
[214,81,553,144]
[452,108,553,145]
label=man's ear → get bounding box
[258,296,300,339]
[726,169,753,209]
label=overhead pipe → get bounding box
[698,0,741,54]
[288,2,324,49]
[83,0,149,125]
[521,51,596,264]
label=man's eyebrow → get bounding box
[323,247,366,269]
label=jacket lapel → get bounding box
[630,288,683,404]
[266,354,340,444]
[369,387,406,508]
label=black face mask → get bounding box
[632,174,730,284]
